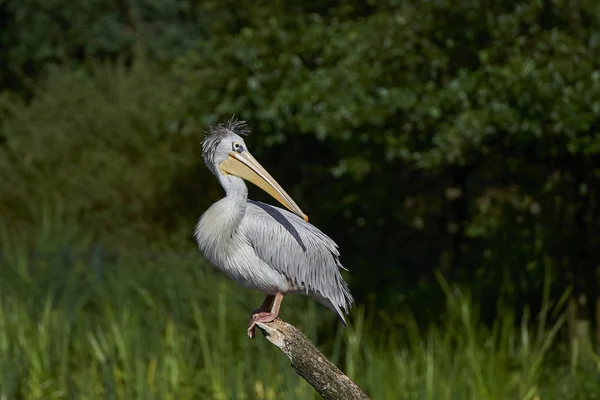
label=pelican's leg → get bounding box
[251,294,276,318]
[247,292,284,338]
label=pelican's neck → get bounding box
[195,173,249,259]
[218,173,248,211]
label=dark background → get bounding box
[1,0,599,348]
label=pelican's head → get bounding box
[202,119,308,222]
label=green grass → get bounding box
[0,230,599,399]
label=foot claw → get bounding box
[247,324,256,338]
[247,294,283,339]
[247,312,277,339]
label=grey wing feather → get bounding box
[240,200,353,322]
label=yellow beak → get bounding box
[218,151,309,222]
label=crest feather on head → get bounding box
[202,117,249,169]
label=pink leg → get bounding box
[247,292,284,338]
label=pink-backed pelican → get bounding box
[195,119,353,337]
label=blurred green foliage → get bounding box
[0,226,598,399]
[1,0,600,348]
[0,63,201,246]
[0,0,212,92]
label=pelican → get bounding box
[195,119,353,337]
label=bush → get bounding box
[0,62,206,246]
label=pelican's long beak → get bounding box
[218,151,309,222]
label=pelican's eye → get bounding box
[233,142,245,154]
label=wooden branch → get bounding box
[255,319,370,400]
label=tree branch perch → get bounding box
[256,319,370,400]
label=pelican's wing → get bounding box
[241,200,353,322]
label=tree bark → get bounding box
[256,319,370,400]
